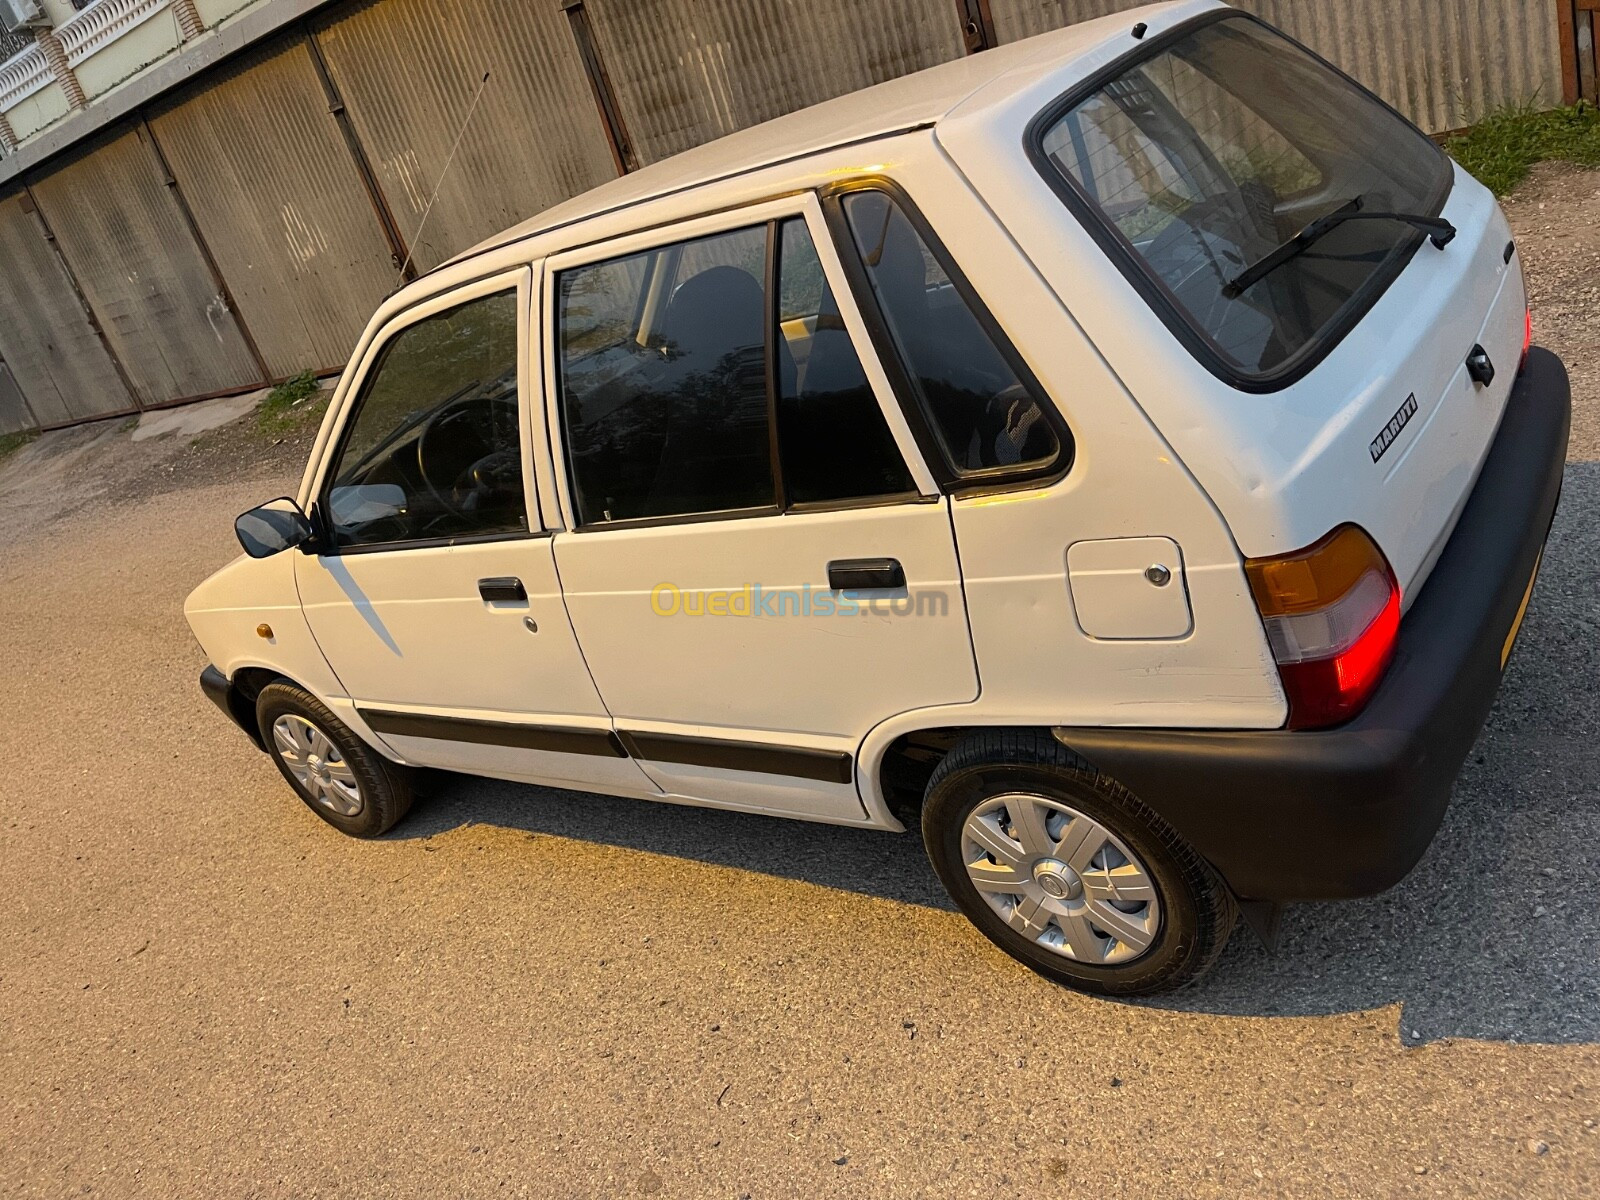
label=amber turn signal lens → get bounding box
[1246,525,1401,730]
[256,623,274,640]
[1245,524,1391,617]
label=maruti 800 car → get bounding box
[188,1,1569,995]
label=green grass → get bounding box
[256,370,329,437]
[1445,100,1600,196]
[0,429,38,461]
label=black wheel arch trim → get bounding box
[199,664,267,752]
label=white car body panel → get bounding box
[186,0,1522,836]
[935,5,1526,601]
[185,549,342,701]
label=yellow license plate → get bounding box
[1501,547,1545,669]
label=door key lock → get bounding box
[1144,563,1172,587]
[523,616,538,634]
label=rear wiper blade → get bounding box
[1222,197,1456,298]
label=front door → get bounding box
[543,198,978,822]
[295,269,656,797]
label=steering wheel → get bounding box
[416,393,521,519]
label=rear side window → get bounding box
[1033,13,1449,382]
[839,190,1061,477]
[324,289,524,550]
[555,218,915,526]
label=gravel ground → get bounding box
[2,168,1599,1197]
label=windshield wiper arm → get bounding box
[1222,197,1456,298]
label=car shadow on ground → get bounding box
[393,463,1600,1047]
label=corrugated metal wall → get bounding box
[990,0,1564,132]
[0,190,133,427]
[0,0,1567,436]
[312,0,617,271]
[585,0,967,165]
[0,362,36,437]
[147,36,401,377]
[29,127,264,406]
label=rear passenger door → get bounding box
[544,195,977,822]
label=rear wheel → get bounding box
[256,681,413,838]
[922,730,1234,996]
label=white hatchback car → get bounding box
[189,0,1569,996]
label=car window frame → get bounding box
[1021,8,1453,394]
[303,267,540,557]
[818,177,1075,496]
[541,192,940,534]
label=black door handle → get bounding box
[478,576,527,603]
[827,558,905,591]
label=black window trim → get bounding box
[1022,8,1454,395]
[818,176,1075,497]
[552,208,930,534]
[311,280,536,557]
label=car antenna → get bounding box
[395,70,492,282]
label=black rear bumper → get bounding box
[1055,347,1571,901]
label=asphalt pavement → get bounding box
[3,191,1599,1195]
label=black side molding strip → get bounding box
[360,708,628,758]
[619,730,854,784]
[356,707,854,782]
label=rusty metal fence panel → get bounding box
[147,36,402,379]
[312,0,618,271]
[29,128,265,406]
[584,0,968,165]
[0,190,133,427]
[989,0,1564,132]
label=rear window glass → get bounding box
[1035,14,1449,381]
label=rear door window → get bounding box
[558,225,773,524]
[775,217,916,506]
[555,217,916,526]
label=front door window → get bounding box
[324,289,525,549]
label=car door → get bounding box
[295,267,658,797]
[543,195,978,823]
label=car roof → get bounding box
[448,0,1215,265]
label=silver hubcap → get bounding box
[271,714,363,818]
[961,793,1161,965]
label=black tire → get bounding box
[922,729,1235,997]
[255,681,414,838]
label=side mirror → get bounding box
[235,498,314,559]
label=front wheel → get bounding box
[256,681,414,838]
[922,730,1235,997]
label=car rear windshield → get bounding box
[1034,14,1450,384]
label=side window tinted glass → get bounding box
[558,225,773,524]
[775,217,914,505]
[325,289,524,550]
[841,191,1060,475]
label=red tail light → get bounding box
[1246,525,1401,729]
[1520,307,1532,374]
